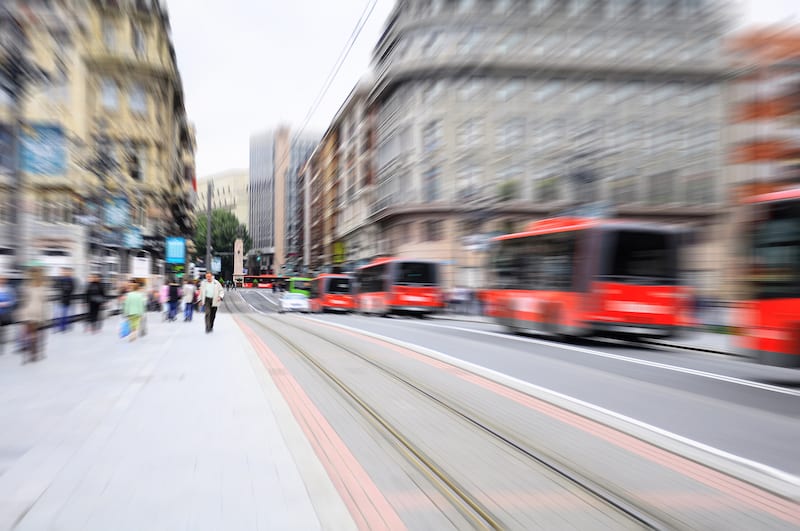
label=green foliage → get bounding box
[194,209,251,278]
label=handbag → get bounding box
[119,319,131,338]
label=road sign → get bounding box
[165,237,186,264]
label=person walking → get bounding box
[199,272,224,333]
[167,279,181,322]
[54,267,75,333]
[122,280,146,341]
[159,281,169,321]
[18,267,49,363]
[0,275,17,354]
[182,278,196,322]
[84,274,106,334]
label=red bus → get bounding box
[737,187,800,367]
[355,258,445,317]
[483,217,691,339]
[242,275,282,289]
[309,274,356,313]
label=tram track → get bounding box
[224,292,674,530]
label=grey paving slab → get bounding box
[0,312,354,531]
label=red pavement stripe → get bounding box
[311,320,800,526]
[235,317,407,531]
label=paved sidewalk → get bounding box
[0,312,353,531]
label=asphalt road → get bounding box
[235,289,800,478]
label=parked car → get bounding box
[279,292,310,314]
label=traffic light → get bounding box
[256,256,261,262]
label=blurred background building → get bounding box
[729,27,800,194]
[296,0,731,291]
[196,169,249,231]
[248,127,317,275]
[0,0,195,287]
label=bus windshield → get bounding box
[600,230,678,285]
[292,279,311,291]
[751,200,800,299]
[395,262,437,286]
[327,278,351,294]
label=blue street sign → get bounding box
[165,237,186,264]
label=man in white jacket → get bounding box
[199,272,224,333]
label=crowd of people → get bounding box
[0,268,229,361]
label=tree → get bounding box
[194,209,251,279]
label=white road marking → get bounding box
[302,315,800,494]
[235,291,269,315]
[384,320,800,398]
[253,291,281,307]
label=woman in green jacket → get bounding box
[122,280,147,341]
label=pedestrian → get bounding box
[18,267,49,363]
[0,275,17,354]
[122,280,146,341]
[84,274,106,334]
[199,272,224,333]
[54,267,75,332]
[168,279,181,322]
[182,277,196,322]
[159,280,169,321]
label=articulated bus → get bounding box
[288,277,312,297]
[483,217,691,339]
[355,258,445,317]
[309,274,356,313]
[738,188,800,367]
[242,275,282,289]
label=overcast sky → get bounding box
[163,0,800,179]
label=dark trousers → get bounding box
[205,298,217,331]
[58,304,70,332]
[168,301,179,321]
[184,301,194,321]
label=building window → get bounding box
[457,165,482,200]
[132,25,146,57]
[611,175,639,204]
[458,0,476,14]
[422,30,442,57]
[535,79,564,102]
[647,172,675,205]
[129,83,147,115]
[458,77,484,100]
[459,28,482,53]
[568,0,589,17]
[496,78,524,101]
[572,79,602,103]
[607,0,632,18]
[423,167,440,201]
[422,80,442,103]
[101,78,118,110]
[494,0,512,14]
[686,173,715,205]
[103,19,115,50]
[422,120,442,153]
[458,118,483,148]
[497,118,525,149]
[537,175,560,202]
[531,0,553,16]
[496,31,524,54]
[424,220,444,241]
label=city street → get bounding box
[0,291,798,529]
